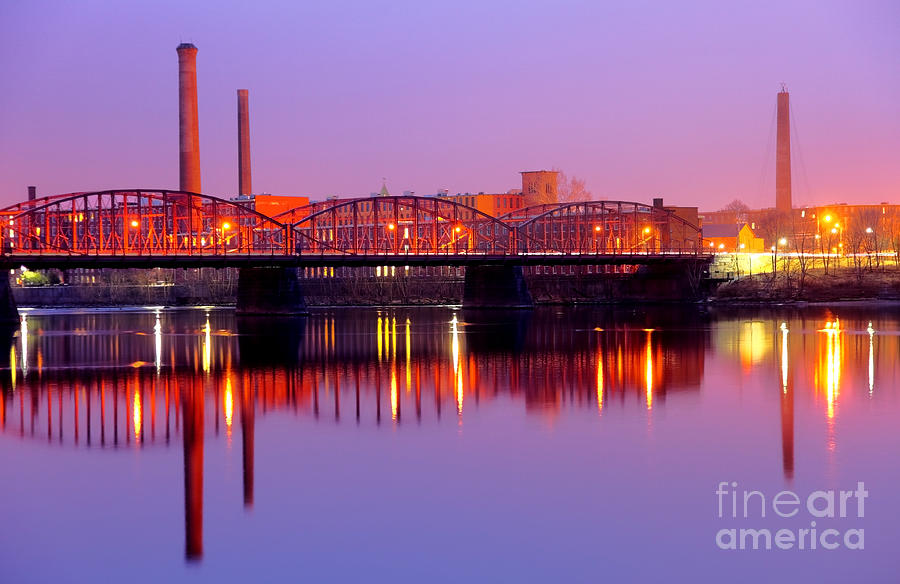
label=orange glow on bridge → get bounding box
[0,191,703,263]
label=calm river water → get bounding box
[0,305,898,583]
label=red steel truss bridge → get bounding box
[0,190,708,269]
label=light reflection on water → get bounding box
[1,306,899,582]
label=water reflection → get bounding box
[0,308,719,445]
[0,305,897,566]
[183,374,204,561]
[779,322,794,481]
[867,321,875,396]
[819,319,843,420]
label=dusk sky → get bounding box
[1,0,897,210]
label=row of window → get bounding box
[298,265,636,279]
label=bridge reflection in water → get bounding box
[0,306,892,562]
[0,307,706,560]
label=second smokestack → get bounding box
[775,86,791,214]
[177,43,201,193]
[237,89,252,196]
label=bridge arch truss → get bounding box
[290,195,517,256]
[505,201,701,255]
[1,190,290,257]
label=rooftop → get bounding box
[702,223,744,238]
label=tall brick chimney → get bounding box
[177,43,201,193]
[775,86,791,214]
[237,89,252,196]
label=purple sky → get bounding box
[1,0,897,210]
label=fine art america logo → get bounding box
[715,481,867,551]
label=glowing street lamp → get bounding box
[594,226,601,232]
[387,223,396,231]
[778,237,787,246]
[222,222,231,231]
[865,227,873,234]
[824,214,832,223]
[130,220,139,228]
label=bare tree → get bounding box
[844,210,867,280]
[789,214,815,295]
[721,199,750,223]
[887,207,900,270]
[857,208,883,270]
[554,169,592,202]
[754,209,790,278]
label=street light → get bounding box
[778,237,787,246]
[222,222,231,231]
[387,223,396,231]
[130,220,139,228]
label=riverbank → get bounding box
[11,266,707,308]
[712,267,900,303]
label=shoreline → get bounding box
[14,297,900,312]
[708,298,900,307]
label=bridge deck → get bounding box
[0,252,712,270]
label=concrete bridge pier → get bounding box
[0,272,19,325]
[462,265,533,309]
[236,267,307,315]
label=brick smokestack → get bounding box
[27,186,36,201]
[237,89,252,196]
[775,87,791,214]
[177,43,201,193]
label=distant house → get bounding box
[702,223,764,252]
